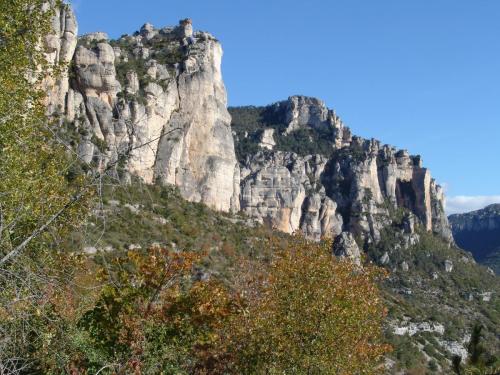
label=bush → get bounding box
[75,248,239,374]
[226,236,391,374]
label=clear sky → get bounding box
[69,0,500,214]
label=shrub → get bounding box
[226,236,391,374]
[75,247,240,374]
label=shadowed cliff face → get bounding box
[46,4,452,245]
[449,204,500,273]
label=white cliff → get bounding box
[240,152,343,238]
[233,96,453,243]
[46,3,452,244]
[43,1,78,115]
[48,8,240,212]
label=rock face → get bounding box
[232,97,453,244]
[43,1,78,115]
[285,96,330,134]
[444,260,453,272]
[332,232,362,266]
[391,320,445,337]
[47,2,452,245]
[449,204,500,273]
[240,152,343,238]
[48,8,240,212]
[259,128,276,150]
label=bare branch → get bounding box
[0,190,85,266]
[0,124,180,266]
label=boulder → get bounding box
[259,128,276,150]
[333,232,362,266]
[176,18,193,39]
[444,260,453,272]
[380,252,390,265]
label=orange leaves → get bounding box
[73,236,391,374]
[79,246,241,373]
[224,234,391,374]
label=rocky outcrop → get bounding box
[151,31,239,212]
[73,42,121,101]
[46,2,452,244]
[43,1,78,115]
[48,8,240,212]
[332,232,362,266]
[240,152,342,239]
[444,260,453,272]
[391,320,445,337]
[235,96,452,244]
[259,128,276,150]
[285,96,330,134]
[431,181,453,241]
[449,204,500,273]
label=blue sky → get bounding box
[69,0,500,214]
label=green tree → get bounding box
[0,0,90,371]
[468,324,485,366]
[452,323,500,375]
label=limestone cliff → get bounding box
[231,97,453,244]
[43,1,78,114]
[48,6,239,212]
[240,152,343,240]
[47,3,452,244]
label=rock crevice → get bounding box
[47,4,452,243]
[48,9,240,212]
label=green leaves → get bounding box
[0,0,91,369]
[0,0,86,259]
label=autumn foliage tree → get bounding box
[72,247,239,374]
[227,236,391,375]
[52,237,391,375]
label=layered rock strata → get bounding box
[47,6,239,212]
[235,97,452,243]
[43,2,78,114]
[47,3,452,244]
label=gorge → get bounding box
[37,2,499,373]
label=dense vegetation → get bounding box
[60,232,389,374]
[229,105,338,163]
[1,178,392,373]
[0,0,91,369]
[66,182,499,374]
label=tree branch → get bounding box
[0,126,181,266]
[0,190,85,266]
